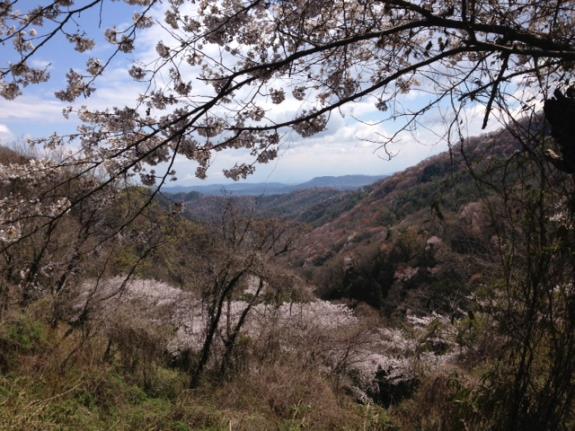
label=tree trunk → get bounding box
[219,277,264,378]
[189,270,245,388]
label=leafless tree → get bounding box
[187,200,296,387]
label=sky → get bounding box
[0,1,503,186]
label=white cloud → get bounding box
[0,96,63,121]
[0,123,13,143]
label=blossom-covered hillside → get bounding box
[295,124,539,315]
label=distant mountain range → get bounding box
[163,175,388,196]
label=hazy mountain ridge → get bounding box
[163,174,387,196]
[293,175,389,191]
[165,175,388,226]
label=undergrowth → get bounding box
[0,312,399,431]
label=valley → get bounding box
[2,108,574,431]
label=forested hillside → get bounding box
[170,187,365,227]
[296,125,528,314]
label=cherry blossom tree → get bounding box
[1,0,573,185]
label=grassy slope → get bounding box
[0,312,399,431]
[0,147,397,430]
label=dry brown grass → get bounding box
[1,305,402,431]
[391,371,489,431]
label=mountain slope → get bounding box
[296,126,531,314]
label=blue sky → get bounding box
[0,1,500,185]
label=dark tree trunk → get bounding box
[219,278,264,378]
[189,270,245,388]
